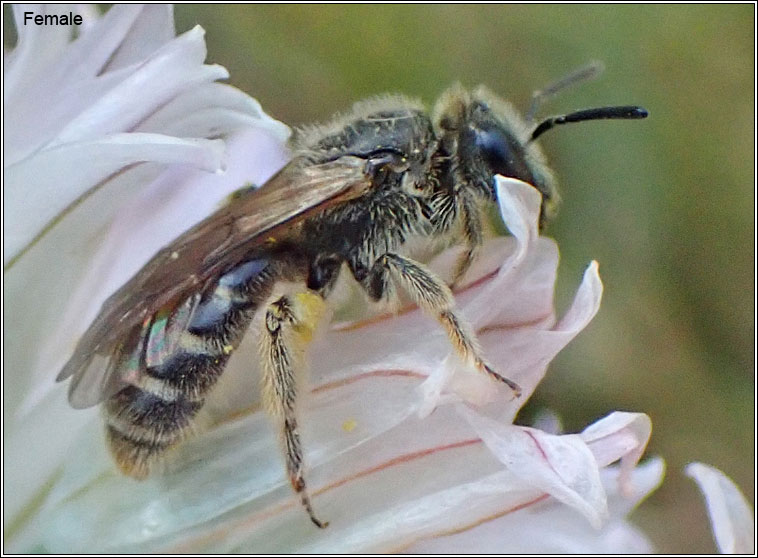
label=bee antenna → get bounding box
[529,105,649,142]
[526,61,605,122]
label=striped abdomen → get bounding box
[104,257,275,478]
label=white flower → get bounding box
[4,145,661,551]
[10,5,742,554]
[686,463,755,554]
[3,3,288,543]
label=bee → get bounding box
[57,64,647,528]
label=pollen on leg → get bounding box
[292,291,327,343]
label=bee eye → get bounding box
[474,128,511,171]
[473,126,533,186]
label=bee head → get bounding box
[434,84,558,227]
[433,83,647,228]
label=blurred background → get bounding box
[171,6,754,552]
[6,4,753,552]
[176,5,756,553]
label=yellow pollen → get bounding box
[342,419,357,432]
[292,292,326,343]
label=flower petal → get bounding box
[494,175,542,268]
[408,458,664,553]
[4,134,225,266]
[136,82,290,142]
[100,5,175,71]
[4,5,172,165]
[459,405,608,529]
[685,462,755,553]
[5,5,79,103]
[14,388,650,554]
[471,258,603,416]
[3,384,96,536]
[4,9,270,267]
[581,411,652,495]
[50,26,227,146]
[8,342,658,554]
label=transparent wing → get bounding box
[58,155,372,408]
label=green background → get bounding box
[6,4,754,553]
[172,6,754,552]
[175,5,755,553]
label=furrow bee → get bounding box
[57,64,647,528]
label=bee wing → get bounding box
[58,155,372,408]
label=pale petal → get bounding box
[494,175,541,268]
[3,384,96,534]
[5,5,77,101]
[408,458,664,554]
[459,405,608,529]
[14,374,660,553]
[4,6,166,100]
[39,6,145,82]
[101,5,175,71]
[686,462,755,553]
[50,26,227,146]
[4,12,273,266]
[581,411,653,495]
[4,134,225,265]
[11,377,450,552]
[1,393,549,552]
[555,260,603,331]
[4,5,159,164]
[4,62,141,166]
[136,82,290,142]
[432,236,558,334]
[473,259,603,416]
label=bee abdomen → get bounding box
[137,258,272,398]
[145,342,234,401]
[104,257,277,478]
[105,323,248,478]
[105,384,205,478]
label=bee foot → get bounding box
[478,360,522,398]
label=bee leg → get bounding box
[260,292,329,529]
[366,253,521,397]
[451,192,483,288]
[307,253,343,294]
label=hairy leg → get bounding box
[365,252,521,396]
[260,292,329,528]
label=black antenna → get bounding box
[529,105,648,142]
[526,61,604,122]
